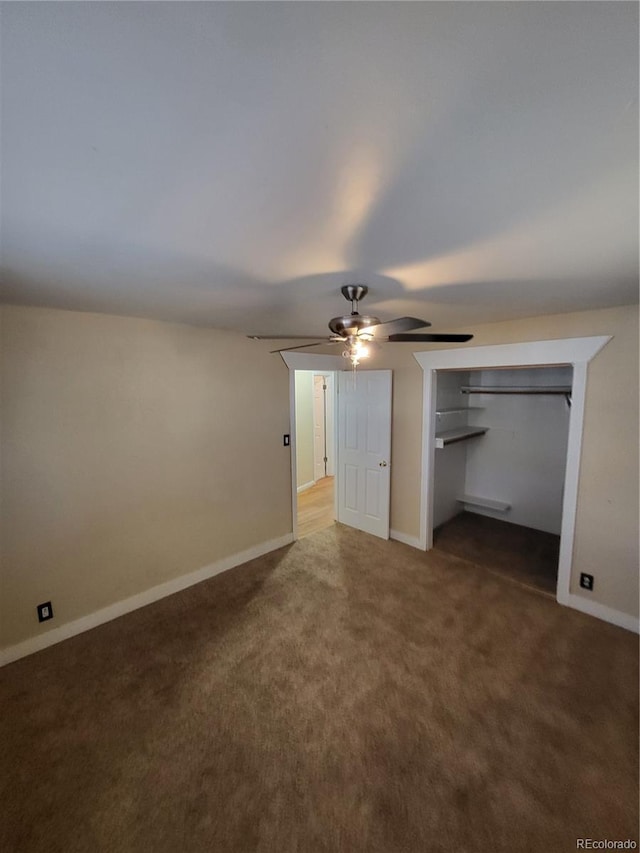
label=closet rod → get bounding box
[460,385,571,395]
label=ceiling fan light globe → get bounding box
[352,339,369,357]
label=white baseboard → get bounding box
[4,530,634,668]
[297,481,316,494]
[558,591,639,634]
[0,532,294,668]
[390,529,423,549]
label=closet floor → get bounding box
[433,511,559,595]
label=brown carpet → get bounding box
[434,511,560,595]
[1,524,637,853]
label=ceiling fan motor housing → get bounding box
[329,284,379,336]
[329,313,380,336]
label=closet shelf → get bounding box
[435,406,483,416]
[435,426,488,448]
[460,385,571,395]
[457,494,511,512]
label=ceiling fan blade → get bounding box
[249,335,328,340]
[387,333,474,342]
[367,317,431,338]
[269,341,338,353]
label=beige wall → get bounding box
[0,305,292,649]
[294,372,314,489]
[382,304,639,619]
[1,302,637,652]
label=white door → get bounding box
[337,370,392,539]
[313,375,326,481]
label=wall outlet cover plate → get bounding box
[37,601,54,622]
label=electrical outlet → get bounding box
[37,601,53,623]
[579,573,594,591]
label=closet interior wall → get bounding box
[433,371,471,528]
[434,366,573,534]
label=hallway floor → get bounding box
[297,476,335,538]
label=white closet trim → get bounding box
[414,337,614,621]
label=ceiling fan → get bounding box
[249,285,473,367]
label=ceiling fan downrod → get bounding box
[341,284,368,314]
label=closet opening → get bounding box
[415,336,612,619]
[431,365,572,595]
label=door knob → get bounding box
[379,461,388,467]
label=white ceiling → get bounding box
[1,2,638,337]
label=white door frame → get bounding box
[414,337,611,610]
[281,353,343,541]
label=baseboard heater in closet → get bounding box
[457,495,511,512]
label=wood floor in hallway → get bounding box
[297,476,335,538]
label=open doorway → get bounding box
[294,371,336,538]
[284,353,393,542]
